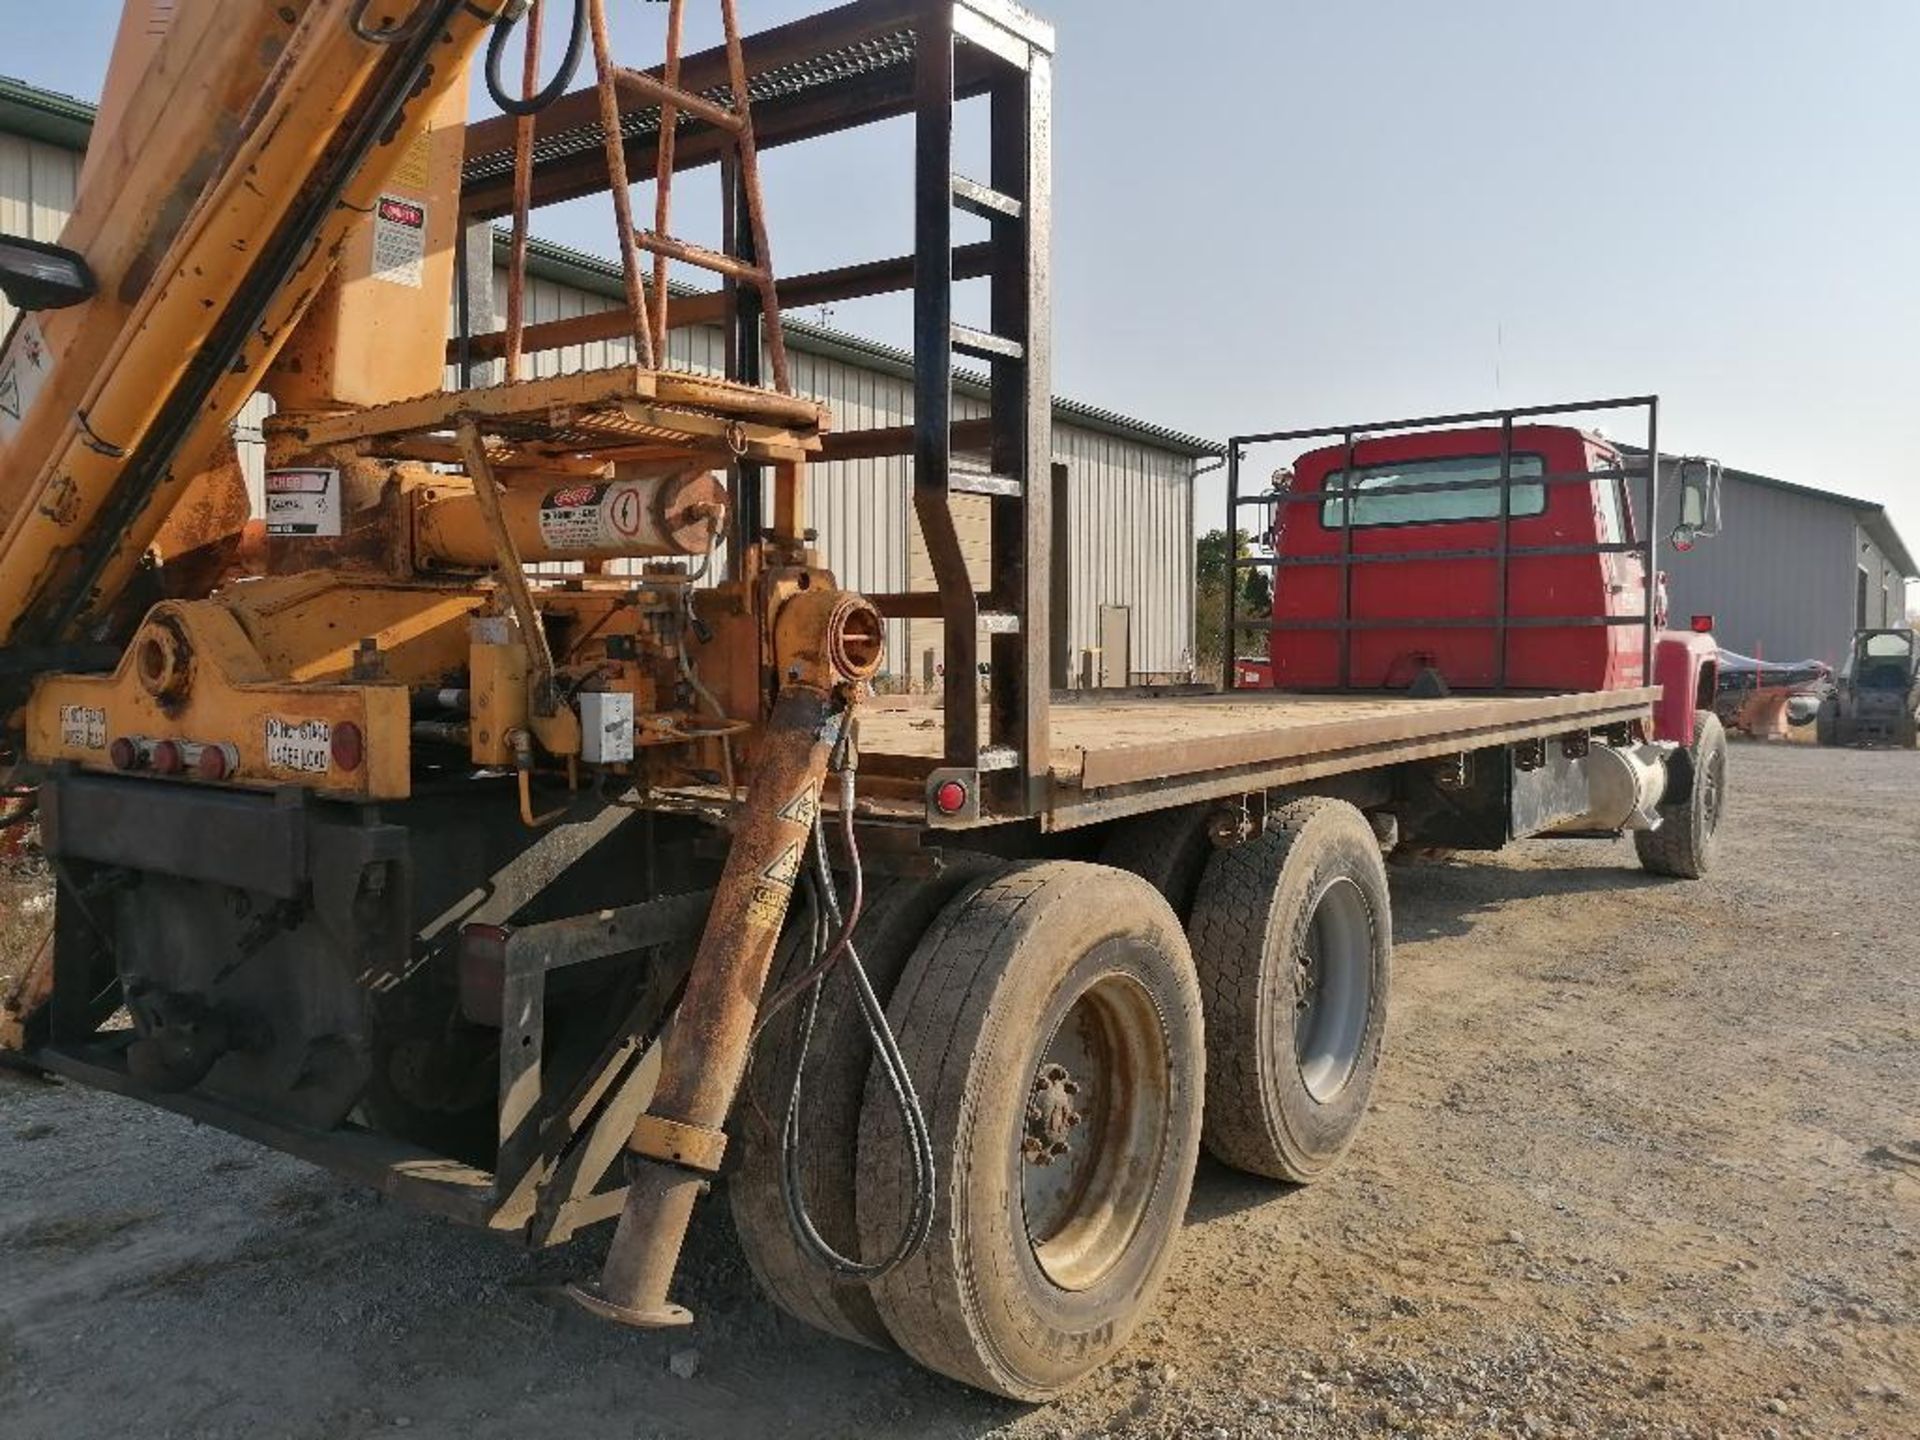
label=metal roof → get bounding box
[0,71,1222,462]
[1620,444,1917,579]
[0,75,93,149]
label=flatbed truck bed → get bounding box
[857,685,1662,828]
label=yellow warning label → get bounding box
[745,882,789,932]
[391,130,432,191]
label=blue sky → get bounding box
[9,1,1918,589]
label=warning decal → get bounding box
[745,883,789,932]
[762,842,805,888]
[265,468,341,537]
[371,194,427,288]
[60,705,106,750]
[776,784,820,830]
[0,314,50,444]
[535,481,657,552]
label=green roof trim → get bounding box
[0,74,95,150]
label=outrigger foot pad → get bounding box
[564,1280,694,1330]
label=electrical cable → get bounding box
[773,758,937,1279]
[486,0,588,116]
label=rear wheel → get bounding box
[1187,797,1392,1183]
[1636,709,1728,879]
[858,862,1204,1401]
[1815,699,1839,747]
[1097,803,1214,919]
[730,859,998,1349]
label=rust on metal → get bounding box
[504,0,545,382]
[573,582,883,1326]
[451,417,559,711]
[584,0,658,368]
[646,0,688,364]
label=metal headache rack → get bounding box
[455,0,1058,817]
[1224,396,1663,693]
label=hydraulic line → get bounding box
[773,762,937,1280]
[486,0,587,115]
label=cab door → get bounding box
[1591,441,1646,686]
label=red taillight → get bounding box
[1690,614,1715,634]
[933,779,968,815]
[151,739,184,775]
[331,721,364,771]
[109,737,141,771]
[195,743,235,781]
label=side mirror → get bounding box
[1673,456,1721,545]
[0,235,95,312]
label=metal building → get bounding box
[1647,455,1916,670]
[1,74,1216,687]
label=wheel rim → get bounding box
[1292,876,1374,1105]
[1699,740,1725,836]
[1019,966,1171,1292]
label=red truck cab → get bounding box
[1233,417,1719,745]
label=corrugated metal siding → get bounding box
[0,120,1196,683]
[464,267,1197,685]
[1650,464,1860,669]
[4,133,280,507]
[0,131,78,336]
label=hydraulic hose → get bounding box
[487,0,588,116]
[774,767,938,1281]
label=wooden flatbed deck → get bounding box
[858,686,1662,830]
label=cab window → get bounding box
[1321,453,1547,529]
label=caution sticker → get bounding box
[59,704,106,750]
[0,314,50,444]
[370,194,427,288]
[264,467,341,537]
[745,882,790,932]
[762,842,804,888]
[534,481,657,552]
[777,784,820,830]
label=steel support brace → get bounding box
[571,682,842,1327]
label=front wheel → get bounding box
[857,862,1204,1401]
[1636,709,1728,879]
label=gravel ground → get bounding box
[1,741,1915,1438]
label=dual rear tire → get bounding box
[730,802,1393,1399]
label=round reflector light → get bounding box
[331,721,364,772]
[108,737,140,771]
[933,779,968,815]
[195,744,232,781]
[151,739,184,775]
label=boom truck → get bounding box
[0,0,1731,1402]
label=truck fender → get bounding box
[1651,631,1717,745]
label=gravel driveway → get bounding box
[1,741,1915,1438]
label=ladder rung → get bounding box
[633,231,767,285]
[613,68,745,134]
[950,174,1023,222]
[976,746,1021,772]
[951,324,1024,362]
[951,467,1024,498]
